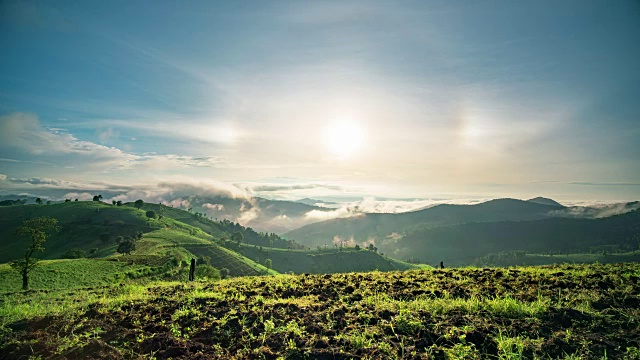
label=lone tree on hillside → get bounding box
[35,198,42,205]
[92,195,103,202]
[134,199,144,209]
[117,238,136,255]
[146,210,157,219]
[11,217,59,290]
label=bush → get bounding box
[117,239,136,255]
[62,248,87,259]
[146,210,156,219]
[197,255,211,266]
[220,268,230,279]
[195,264,221,280]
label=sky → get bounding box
[1,0,639,204]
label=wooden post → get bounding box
[440,261,444,269]
[189,258,196,281]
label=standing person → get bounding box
[189,258,196,281]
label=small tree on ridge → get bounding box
[11,217,59,290]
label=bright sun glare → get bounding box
[323,120,366,159]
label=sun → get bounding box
[323,120,366,159]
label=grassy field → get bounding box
[1,263,639,359]
[0,259,157,293]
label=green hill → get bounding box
[0,201,282,279]
[133,202,304,249]
[383,209,640,265]
[238,245,428,274]
[0,201,156,262]
[184,244,278,277]
[0,200,433,279]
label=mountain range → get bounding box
[285,198,566,247]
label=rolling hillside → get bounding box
[0,201,280,278]
[238,245,428,274]
[285,198,565,247]
[382,209,640,265]
[0,200,433,276]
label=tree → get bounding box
[112,200,116,206]
[35,198,42,205]
[146,210,157,219]
[11,217,59,290]
[232,232,243,245]
[264,258,272,269]
[46,200,51,205]
[117,239,136,255]
[134,199,144,209]
[62,248,87,259]
[116,200,123,206]
[219,268,230,279]
[93,195,103,202]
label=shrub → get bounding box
[195,264,221,280]
[62,248,87,259]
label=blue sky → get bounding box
[0,0,639,203]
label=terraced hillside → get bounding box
[184,245,277,277]
[239,245,428,274]
[0,201,282,284]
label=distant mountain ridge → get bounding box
[285,198,564,247]
[527,197,565,207]
[382,209,640,265]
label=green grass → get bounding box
[0,201,213,263]
[2,263,638,359]
[0,259,156,293]
[185,244,278,276]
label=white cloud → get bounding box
[0,112,136,168]
[203,203,225,211]
[63,192,94,201]
[0,174,6,181]
[237,200,261,224]
[107,178,249,205]
[551,202,640,219]
[97,127,117,144]
[304,197,492,221]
